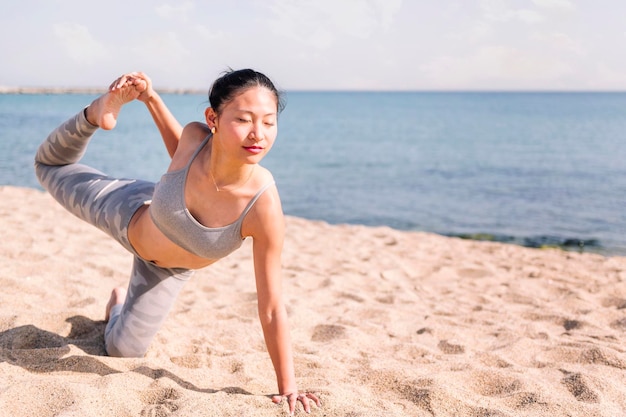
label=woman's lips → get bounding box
[244,146,264,154]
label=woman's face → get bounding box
[207,86,278,163]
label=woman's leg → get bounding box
[105,257,192,357]
[34,108,154,254]
[34,92,194,357]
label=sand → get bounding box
[1,185,625,417]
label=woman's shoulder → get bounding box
[245,167,283,234]
[174,122,211,156]
[167,122,211,171]
[251,166,280,205]
[255,165,276,187]
[181,122,211,146]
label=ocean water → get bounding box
[1,92,625,256]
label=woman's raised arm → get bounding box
[114,72,183,158]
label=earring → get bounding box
[211,127,216,134]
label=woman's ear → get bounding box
[204,107,217,130]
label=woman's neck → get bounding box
[206,141,256,193]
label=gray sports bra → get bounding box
[150,135,275,260]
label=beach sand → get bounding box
[1,185,625,416]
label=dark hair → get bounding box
[209,68,285,115]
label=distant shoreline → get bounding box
[0,87,206,95]
[3,87,626,95]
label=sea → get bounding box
[1,91,625,256]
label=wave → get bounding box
[446,233,614,255]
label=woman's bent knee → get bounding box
[104,308,150,358]
[104,340,148,358]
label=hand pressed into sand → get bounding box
[272,391,321,415]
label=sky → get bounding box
[0,0,624,91]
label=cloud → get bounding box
[135,31,191,64]
[53,23,109,64]
[592,62,626,89]
[155,1,195,21]
[479,0,575,26]
[532,0,575,11]
[480,0,544,24]
[467,21,494,42]
[420,45,574,89]
[532,31,586,55]
[267,0,403,48]
[193,24,225,42]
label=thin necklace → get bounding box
[209,165,256,192]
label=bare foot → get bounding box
[105,286,127,322]
[86,78,147,130]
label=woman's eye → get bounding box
[238,118,251,123]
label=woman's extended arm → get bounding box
[249,190,320,415]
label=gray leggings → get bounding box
[34,109,194,357]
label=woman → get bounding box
[34,70,320,414]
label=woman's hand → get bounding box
[272,391,321,415]
[108,72,154,102]
[131,72,156,103]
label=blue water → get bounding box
[1,92,625,256]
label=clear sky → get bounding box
[1,0,624,91]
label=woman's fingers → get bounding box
[303,392,321,407]
[288,393,298,414]
[109,73,140,91]
[298,392,321,413]
[272,392,320,415]
[106,73,151,101]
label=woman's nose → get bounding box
[250,123,264,141]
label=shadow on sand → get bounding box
[0,315,252,396]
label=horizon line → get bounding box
[1,86,625,95]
